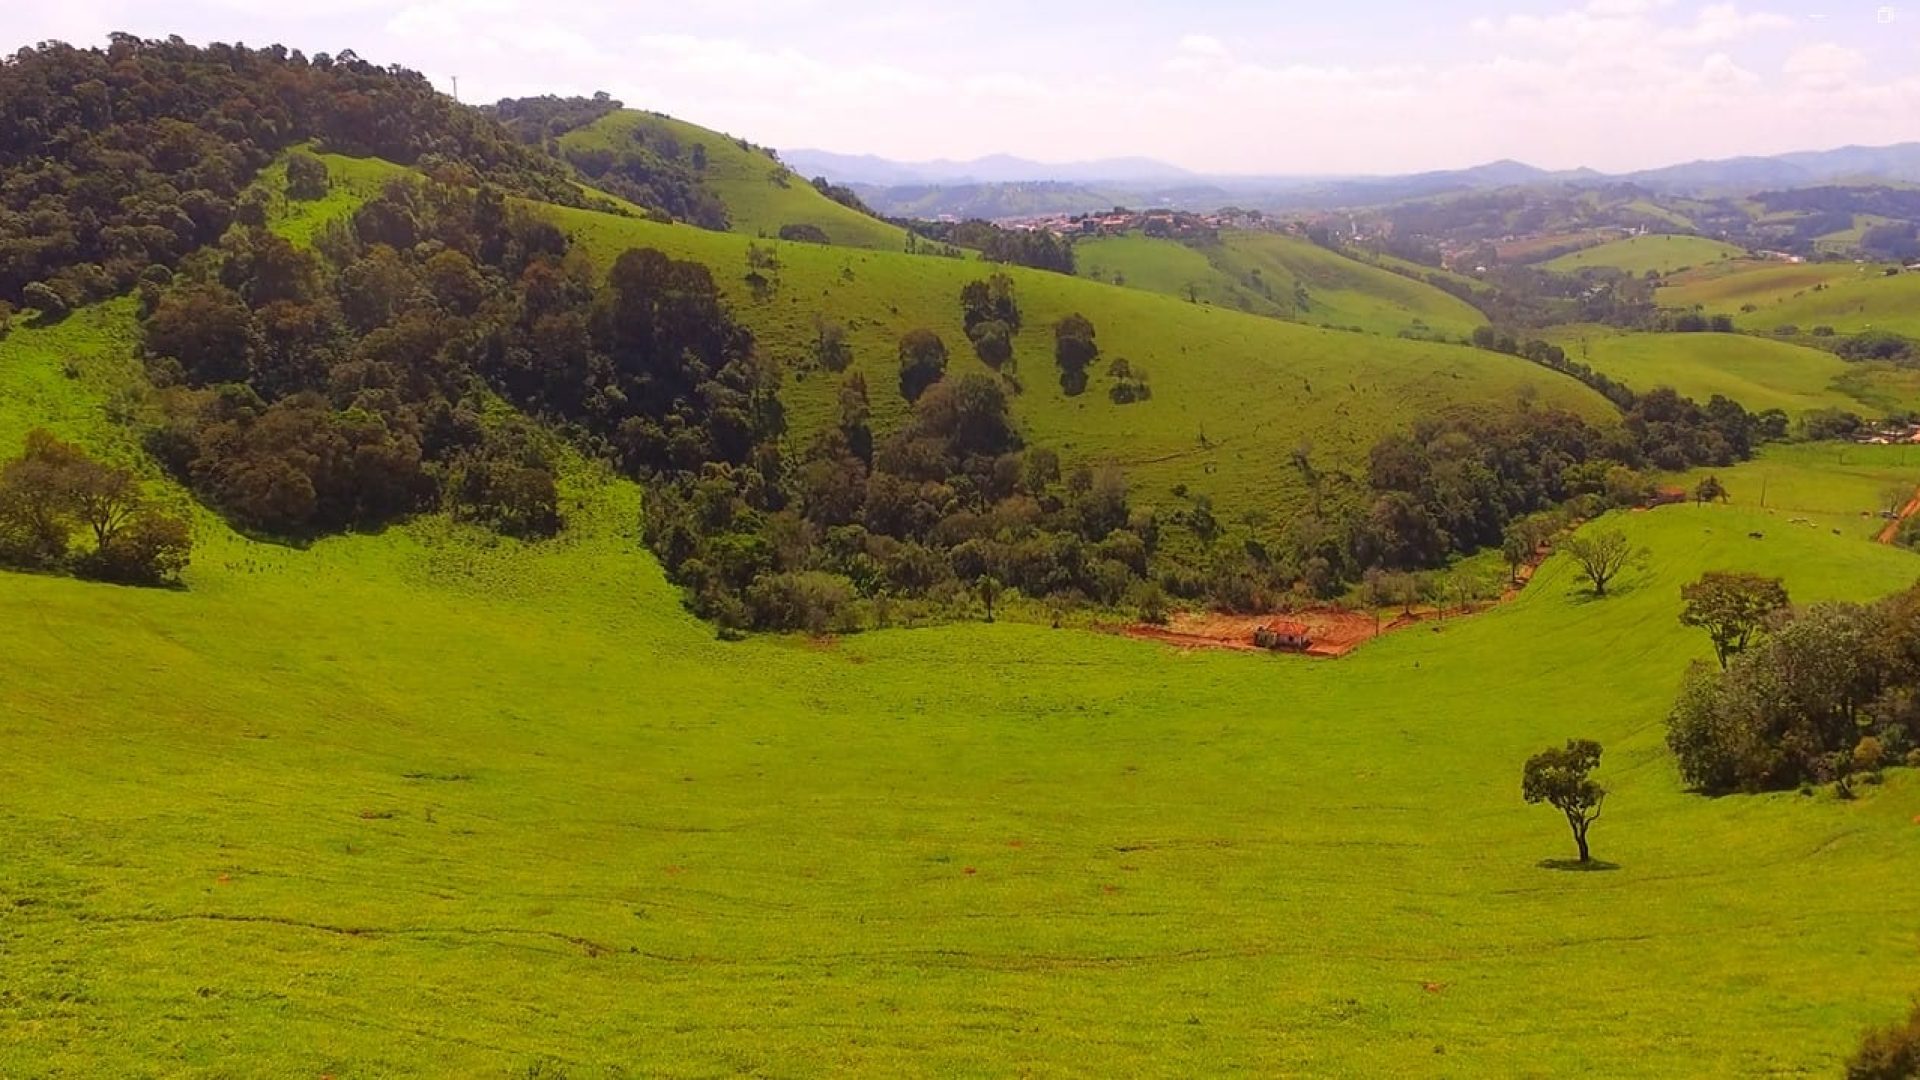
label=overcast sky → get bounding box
[11,0,1920,175]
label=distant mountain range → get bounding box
[782,143,1920,218]
[777,149,1200,186]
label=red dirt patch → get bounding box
[1878,486,1920,544]
[1119,605,1489,658]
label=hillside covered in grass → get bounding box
[537,196,1600,513]
[1075,230,1488,340]
[557,110,910,252]
[5,306,1919,1072]
[1548,327,1920,417]
[1542,234,1747,276]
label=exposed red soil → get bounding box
[1877,487,1920,544]
[1117,542,1549,659]
[1118,602,1497,658]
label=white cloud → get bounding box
[1783,42,1869,91]
[7,0,1917,175]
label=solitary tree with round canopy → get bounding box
[1522,739,1607,864]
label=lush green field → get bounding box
[1549,327,1920,416]
[1678,441,1920,538]
[1210,230,1488,339]
[1075,231,1487,341]
[538,202,1593,521]
[1729,269,1920,339]
[5,311,1920,1074]
[1542,234,1747,276]
[558,110,910,252]
[1658,259,1890,318]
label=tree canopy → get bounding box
[1522,739,1607,863]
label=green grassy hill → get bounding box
[1543,234,1747,276]
[1678,441,1920,537]
[1657,259,1884,315]
[1075,230,1488,341]
[5,305,1919,1074]
[1548,328,1920,416]
[534,198,1592,518]
[558,110,910,251]
[1729,269,1920,338]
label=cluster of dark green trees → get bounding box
[0,37,600,315]
[1669,578,1920,794]
[899,220,1076,274]
[0,429,192,585]
[136,157,783,543]
[1274,394,1761,595]
[643,364,1157,632]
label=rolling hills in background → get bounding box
[795,141,1920,218]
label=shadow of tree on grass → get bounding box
[1537,858,1621,872]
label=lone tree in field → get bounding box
[1693,475,1727,504]
[1679,571,1789,669]
[1523,739,1606,864]
[1563,529,1644,597]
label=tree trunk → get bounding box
[1573,826,1591,863]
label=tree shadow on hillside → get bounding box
[1536,858,1621,872]
[1565,575,1649,606]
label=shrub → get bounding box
[1847,1000,1920,1079]
[744,571,857,633]
[897,329,948,402]
[967,319,1013,367]
[285,151,330,201]
[21,281,68,320]
[77,509,193,585]
[777,223,830,244]
[1053,313,1098,396]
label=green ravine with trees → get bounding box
[4,32,1920,1078]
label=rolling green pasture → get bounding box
[1542,234,1746,276]
[1622,199,1694,230]
[1657,260,1890,318]
[559,110,910,252]
[1209,230,1488,339]
[4,307,1920,1074]
[1549,328,1920,416]
[1729,269,1920,339]
[539,202,1593,522]
[1075,231,1487,341]
[1678,441,1920,538]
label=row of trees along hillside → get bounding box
[0,36,609,312]
[897,219,1076,273]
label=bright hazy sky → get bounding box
[11,0,1920,175]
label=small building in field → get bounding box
[1254,620,1312,652]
